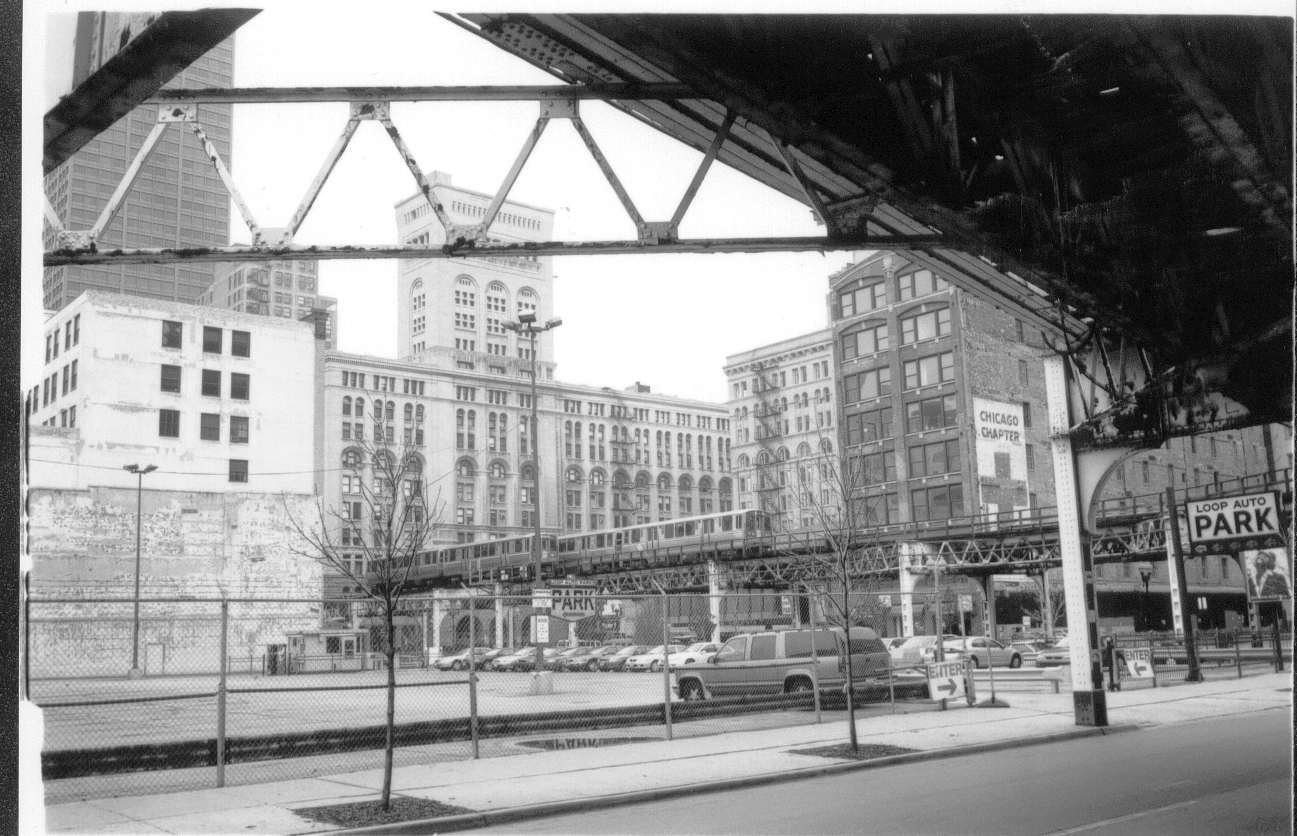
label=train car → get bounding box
[555,509,771,573]
[412,533,560,585]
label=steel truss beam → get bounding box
[46,82,939,268]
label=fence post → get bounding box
[465,588,480,759]
[23,572,31,700]
[216,598,228,788]
[1234,629,1242,679]
[656,582,673,741]
[805,584,821,724]
[1148,637,1158,688]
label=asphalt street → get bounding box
[468,706,1292,835]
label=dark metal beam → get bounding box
[44,9,260,174]
[44,232,945,267]
[148,82,699,104]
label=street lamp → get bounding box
[1138,564,1154,633]
[502,312,562,674]
[123,463,157,677]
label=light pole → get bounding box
[1139,564,1153,633]
[503,312,562,674]
[123,463,157,677]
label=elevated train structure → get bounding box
[396,468,1292,594]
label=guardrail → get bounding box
[971,669,1062,693]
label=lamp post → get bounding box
[503,312,562,675]
[123,463,157,677]
[1139,564,1153,633]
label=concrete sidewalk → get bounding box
[36,673,1292,835]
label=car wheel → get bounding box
[1009,654,1022,669]
[680,680,705,701]
[785,677,813,694]
[650,660,662,672]
[586,659,599,672]
[451,660,466,671]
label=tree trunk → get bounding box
[842,581,858,753]
[383,603,396,810]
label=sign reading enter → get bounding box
[1186,492,1280,545]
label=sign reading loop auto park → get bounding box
[1184,491,1283,553]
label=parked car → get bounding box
[481,647,523,671]
[889,635,963,668]
[625,645,685,672]
[942,637,1023,668]
[547,645,596,671]
[564,645,623,672]
[672,626,893,701]
[433,646,493,671]
[1007,640,1051,665]
[1034,636,1073,667]
[491,646,552,672]
[599,645,650,672]
[667,642,721,668]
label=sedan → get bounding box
[942,637,1023,668]
[433,646,493,671]
[1034,637,1073,667]
[491,647,548,672]
[625,645,685,672]
[599,645,650,672]
[667,642,721,668]
[563,645,623,672]
[889,635,963,668]
[547,645,596,671]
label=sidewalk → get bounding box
[36,673,1292,835]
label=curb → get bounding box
[334,723,1139,834]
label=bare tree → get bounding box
[784,436,888,753]
[285,431,442,811]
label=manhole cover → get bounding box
[518,736,657,750]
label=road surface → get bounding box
[471,708,1291,835]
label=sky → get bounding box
[31,2,864,403]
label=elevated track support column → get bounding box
[707,560,726,642]
[898,542,925,637]
[429,593,446,654]
[494,582,505,648]
[1044,356,1108,726]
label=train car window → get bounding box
[702,519,714,533]
[631,529,642,544]
[685,522,696,535]
[721,515,733,531]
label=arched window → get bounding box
[403,403,413,422]
[415,404,424,423]
[820,438,834,455]
[898,304,952,344]
[517,286,538,315]
[456,458,476,478]
[657,472,673,492]
[776,447,790,462]
[454,275,477,307]
[590,469,606,486]
[488,460,507,479]
[402,452,424,475]
[678,474,693,493]
[796,441,813,458]
[342,448,362,469]
[841,319,890,359]
[354,398,365,418]
[342,396,352,416]
[566,466,583,483]
[635,471,651,489]
[613,469,631,489]
[372,449,395,472]
[757,450,772,466]
[737,453,750,469]
[485,281,508,314]
[384,401,394,422]
[520,463,536,481]
[698,476,713,493]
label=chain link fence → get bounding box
[26,588,1288,804]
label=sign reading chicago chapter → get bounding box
[973,398,1030,514]
[1185,492,1281,545]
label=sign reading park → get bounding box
[1185,492,1283,551]
[549,585,599,622]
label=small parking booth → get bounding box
[283,629,368,673]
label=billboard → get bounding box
[973,398,1029,514]
[1185,492,1282,548]
[1241,548,1292,603]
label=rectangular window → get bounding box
[231,330,250,357]
[202,369,221,397]
[908,439,961,477]
[911,483,964,521]
[905,394,958,433]
[200,413,221,441]
[162,320,183,348]
[73,314,80,344]
[899,307,951,344]
[1021,402,1032,427]
[1025,444,1036,471]
[842,366,891,403]
[228,459,248,483]
[994,451,1012,478]
[230,415,249,444]
[1018,359,1030,385]
[844,406,893,445]
[203,326,222,353]
[903,352,955,389]
[230,373,250,400]
[841,323,889,359]
[160,364,182,393]
[159,408,180,437]
[61,366,69,395]
[70,360,78,391]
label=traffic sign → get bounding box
[1124,648,1154,679]
[925,660,968,701]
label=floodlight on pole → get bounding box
[123,463,157,677]
[504,313,562,676]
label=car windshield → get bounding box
[683,643,711,652]
[644,646,665,655]
[901,636,935,648]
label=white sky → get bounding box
[26,1,1290,402]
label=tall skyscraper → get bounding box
[42,12,235,312]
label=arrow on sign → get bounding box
[937,679,957,696]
